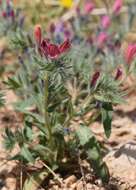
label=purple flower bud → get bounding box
[64,128,71,135]
[64,29,71,38]
[49,22,56,34]
[90,71,100,87]
[18,56,24,65]
[115,68,122,80]
[6,4,11,17]
[19,16,25,28]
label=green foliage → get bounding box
[23,169,49,190]
[76,124,110,183]
[101,103,113,138]
[0,92,5,107]
[94,74,125,104]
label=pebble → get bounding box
[64,175,77,187]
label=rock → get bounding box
[5,177,16,190]
[64,175,77,187]
[104,141,136,189]
[76,181,83,190]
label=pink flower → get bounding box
[40,39,71,59]
[90,71,100,87]
[125,44,136,64]
[97,32,108,48]
[84,1,95,14]
[6,0,10,5]
[112,0,122,15]
[115,68,122,80]
[101,15,111,29]
[2,11,7,18]
[34,25,42,45]
[10,10,15,18]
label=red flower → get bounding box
[2,11,7,18]
[34,25,42,45]
[125,44,136,64]
[34,25,71,59]
[59,39,71,53]
[40,39,71,59]
[91,71,100,87]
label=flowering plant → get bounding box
[3,0,136,189]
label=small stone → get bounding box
[70,182,77,190]
[52,185,59,190]
[76,181,83,190]
[6,177,16,190]
[64,175,77,187]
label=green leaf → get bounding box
[87,143,101,161]
[33,144,53,157]
[99,162,110,183]
[23,120,33,141]
[21,144,34,163]
[76,125,110,183]
[76,124,93,146]
[4,77,21,89]
[14,97,34,112]
[3,128,16,150]
[23,165,58,190]
[23,169,48,190]
[0,92,5,107]
[86,138,110,183]
[101,103,113,138]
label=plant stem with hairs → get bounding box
[44,72,52,145]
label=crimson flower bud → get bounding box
[90,71,100,87]
[115,68,122,80]
[125,44,136,64]
[34,25,42,45]
[2,11,7,18]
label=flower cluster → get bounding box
[34,25,71,59]
[0,0,25,33]
[1,0,15,19]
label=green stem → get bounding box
[44,72,52,142]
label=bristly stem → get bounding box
[44,72,52,142]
